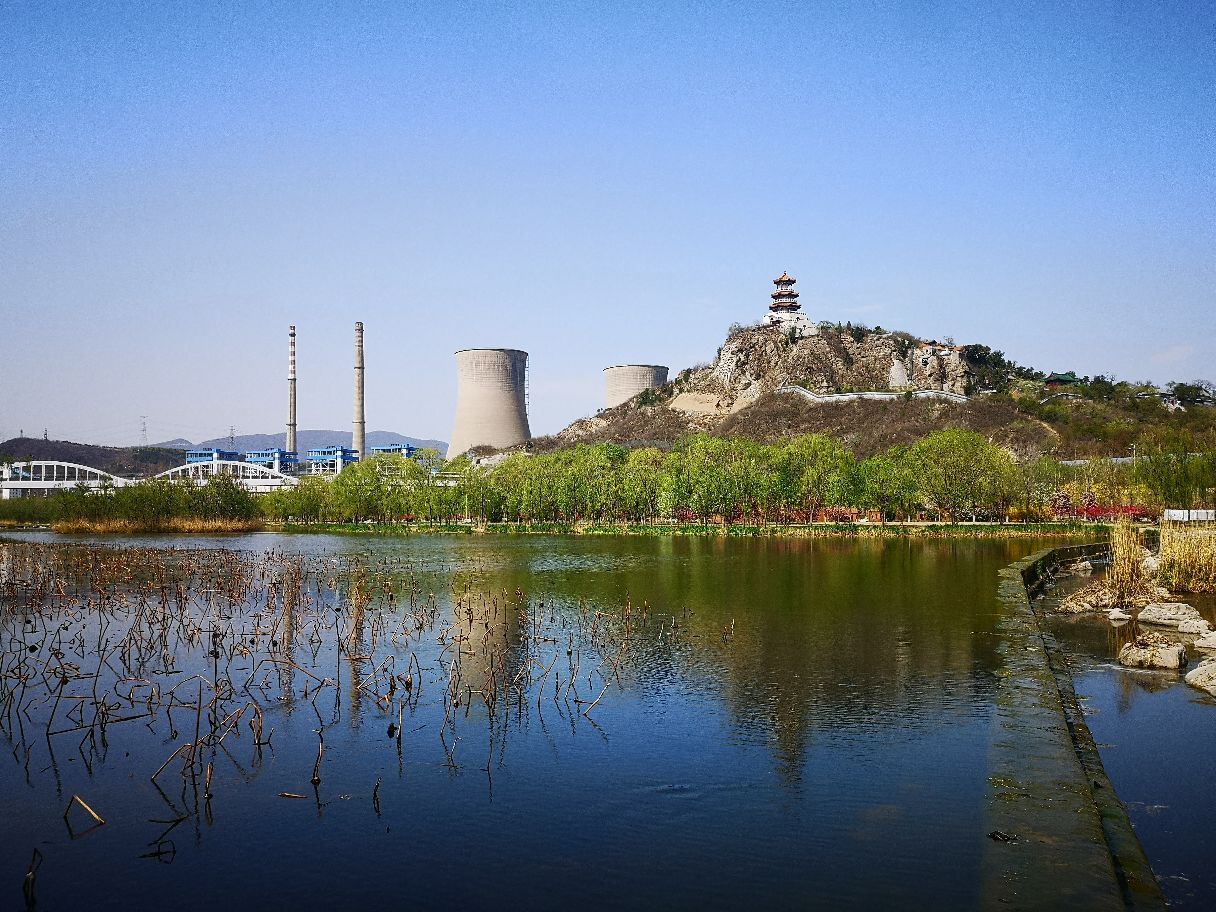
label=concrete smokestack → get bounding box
[448,349,531,458]
[353,321,365,460]
[286,325,297,453]
[603,364,669,409]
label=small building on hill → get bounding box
[1044,372,1081,389]
[762,272,817,337]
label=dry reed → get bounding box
[0,537,658,834]
[1060,516,1161,611]
[1158,521,1216,593]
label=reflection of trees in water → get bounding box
[692,539,1007,782]
[429,536,1019,783]
[0,531,1049,841]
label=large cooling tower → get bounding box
[448,349,531,458]
[603,364,669,409]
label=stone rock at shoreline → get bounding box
[1107,608,1132,622]
[1152,586,1172,600]
[1137,602,1204,628]
[1118,632,1188,670]
[1061,559,1093,576]
[1193,631,1216,650]
[1057,595,1097,614]
[1178,618,1214,636]
[1142,554,1160,575]
[1184,660,1216,697]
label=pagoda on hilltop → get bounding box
[762,271,817,336]
[770,272,801,313]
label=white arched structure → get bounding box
[155,460,299,493]
[1,459,300,499]
[1,461,131,499]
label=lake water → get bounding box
[1044,579,1216,910]
[0,532,1122,909]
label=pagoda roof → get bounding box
[774,272,796,283]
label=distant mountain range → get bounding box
[154,429,448,456]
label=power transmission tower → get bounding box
[229,426,236,449]
[140,416,148,446]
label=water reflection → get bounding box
[0,531,1065,911]
[1046,575,1216,909]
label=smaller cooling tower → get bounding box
[448,349,531,458]
[603,364,669,409]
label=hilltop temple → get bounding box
[761,272,817,336]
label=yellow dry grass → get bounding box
[1106,515,1146,604]
[1158,521,1216,593]
[1060,516,1161,611]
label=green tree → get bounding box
[908,430,1017,521]
[775,434,858,519]
[857,448,919,521]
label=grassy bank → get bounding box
[273,520,1110,538]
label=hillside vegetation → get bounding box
[0,437,185,476]
[551,321,1214,459]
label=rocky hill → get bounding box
[554,322,997,450]
[547,319,1212,459]
[668,323,975,417]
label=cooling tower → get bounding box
[603,364,669,408]
[286,325,297,454]
[448,349,531,458]
[352,322,365,459]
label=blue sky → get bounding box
[1,1,1212,446]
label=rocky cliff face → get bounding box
[556,322,982,446]
[667,323,976,417]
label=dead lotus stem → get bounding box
[582,680,611,717]
[151,743,192,782]
[311,734,324,785]
[64,793,105,825]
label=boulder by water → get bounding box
[1060,559,1094,576]
[1142,554,1160,575]
[1184,660,1216,697]
[1178,618,1214,636]
[1137,602,1204,629]
[1193,631,1216,651]
[1118,632,1188,671]
[1107,608,1131,623]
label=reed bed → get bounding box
[0,538,659,844]
[51,518,265,534]
[1060,516,1161,611]
[1158,521,1216,593]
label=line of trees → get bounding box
[4,430,1212,529]
[0,477,260,526]
[260,429,1213,526]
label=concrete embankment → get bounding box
[983,543,1164,911]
